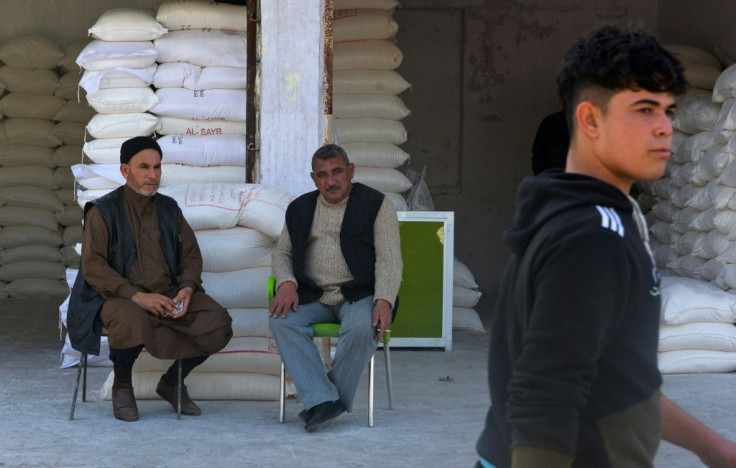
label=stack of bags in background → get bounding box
[73,8,164,192]
[452,257,484,333]
[150,1,248,185]
[0,35,72,299]
[332,0,413,210]
[637,44,736,373]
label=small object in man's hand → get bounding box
[173,301,183,316]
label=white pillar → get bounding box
[259,0,326,197]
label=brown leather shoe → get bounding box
[156,376,201,416]
[112,386,139,422]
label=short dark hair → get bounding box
[558,25,688,131]
[311,143,350,170]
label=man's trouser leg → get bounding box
[329,295,378,412]
[269,301,339,410]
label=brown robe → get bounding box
[81,185,232,359]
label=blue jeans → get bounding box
[269,295,378,411]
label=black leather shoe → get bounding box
[298,407,314,423]
[112,386,139,422]
[304,400,346,433]
[156,376,201,416]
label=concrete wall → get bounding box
[395,1,658,323]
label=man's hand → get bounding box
[372,299,392,341]
[131,291,177,318]
[268,281,299,318]
[168,286,194,318]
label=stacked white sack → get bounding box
[332,1,412,211]
[148,1,248,187]
[0,35,72,299]
[73,8,164,193]
[452,257,484,333]
[90,183,295,400]
[658,276,736,373]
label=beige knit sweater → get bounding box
[272,193,402,307]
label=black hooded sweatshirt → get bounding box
[476,170,662,467]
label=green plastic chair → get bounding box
[268,276,393,427]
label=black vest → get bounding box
[67,186,182,355]
[286,183,384,305]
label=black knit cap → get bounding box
[120,136,163,164]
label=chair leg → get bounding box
[368,353,375,427]
[176,359,182,420]
[384,343,393,410]
[82,352,88,402]
[69,352,86,421]
[279,362,286,423]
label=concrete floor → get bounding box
[1,299,734,467]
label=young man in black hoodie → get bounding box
[476,26,736,467]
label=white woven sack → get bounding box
[154,63,247,90]
[156,134,246,166]
[654,244,676,270]
[155,117,246,136]
[353,167,412,193]
[79,65,156,95]
[716,210,736,237]
[673,95,721,134]
[86,113,158,139]
[0,186,63,211]
[59,41,89,74]
[659,349,736,374]
[0,145,54,167]
[152,88,246,121]
[228,308,271,338]
[86,88,159,114]
[452,307,485,332]
[713,98,736,143]
[333,94,411,120]
[75,188,114,208]
[692,145,732,185]
[156,1,247,32]
[52,122,85,146]
[453,285,482,308]
[708,180,736,210]
[0,67,59,95]
[665,44,721,69]
[672,183,698,208]
[692,226,727,259]
[695,258,724,281]
[55,72,84,101]
[673,207,700,234]
[159,183,293,237]
[342,142,408,168]
[334,118,407,144]
[54,145,86,168]
[154,30,247,68]
[649,222,672,244]
[6,278,68,299]
[713,64,736,103]
[454,257,478,289]
[673,131,716,165]
[71,163,123,189]
[102,371,284,400]
[651,200,676,222]
[88,8,167,42]
[0,165,56,189]
[673,231,700,256]
[334,10,398,41]
[333,69,411,95]
[161,164,245,186]
[0,226,61,248]
[671,163,694,189]
[685,63,722,91]
[196,227,273,272]
[83,138,128,164]
[76,40,157,71]
[660,275,736,325]
[60,333,112,368]
[201,267,271,309]
[667,255,704,277]
[333,40,403,71]
[54,102,96,123]
[0,245,61,265]
[334,0,400,10]
[133,337,279,374]
[0,36,64,70]
[0,94,65,120]
[383,191,408,211]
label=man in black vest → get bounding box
[269,144,402,432]
[68,136,232,422]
